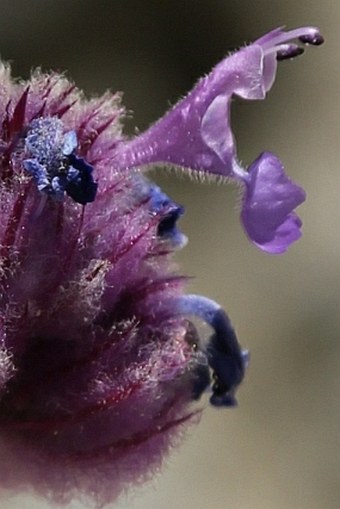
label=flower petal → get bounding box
[111,45,266,177]
[241,152,305,253]
[109,26,323,252]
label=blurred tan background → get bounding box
[1,1,339,508]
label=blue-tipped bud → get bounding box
[23,116,97,205]
[176,295,248,407]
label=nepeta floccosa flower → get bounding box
[0,26,322,506]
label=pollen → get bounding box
[23,116,97,204]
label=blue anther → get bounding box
[276,44,304,61]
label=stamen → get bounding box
[276,44,304,61]
[258,26,323,53]
[299,33,324,46]
[176,295,248,407]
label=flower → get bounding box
[112,26,323,253]
[0,26,322,507]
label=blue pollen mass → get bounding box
[23,117,97,205]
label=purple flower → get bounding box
[112,26,322,253]
[0,25,322,506]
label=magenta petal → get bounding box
[241,152,306,253]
